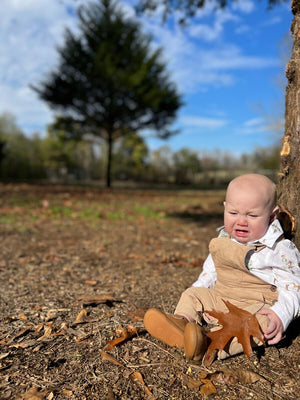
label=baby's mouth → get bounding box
[235,229,248,235]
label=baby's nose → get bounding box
[237,215,247,225]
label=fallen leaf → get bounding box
[84,280,98,286]
[15,386,48,400]
[0,352,10,360]
[101,350,125,367]
[209,370,238,384]
[0,338,11,345]
[186,376,202,390]
[126,308,147,322]
[127,253,142,259]
[10,340,37,349]
[73,309,88,324]
[37,326,52,341]
[206,300,265,359]
[53,322,68,336]
[129,371,152,397]
[200,379,217,395]
[232,368,268,384]
[13,327,33,340]
[104,326,141,351]
[35,324,44,333]
[61,389,72,397]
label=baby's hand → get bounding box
[257,308,284,345]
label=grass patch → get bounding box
[133,205,166,219]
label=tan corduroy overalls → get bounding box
[175,236,279,358]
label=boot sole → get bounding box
[184,322,207,361]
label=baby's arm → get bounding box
[192,253,217,288]
[256,240,300,342]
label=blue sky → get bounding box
[0,0,292,156]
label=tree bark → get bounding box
[278,0,300,248]
[106,134,113,188]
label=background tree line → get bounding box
[0,111,279,187]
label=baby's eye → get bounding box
[229,211,237,215]
[249,214,258,218]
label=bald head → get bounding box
[224,174,278,242]
[226,174,277,213]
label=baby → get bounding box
[144,174,300,365]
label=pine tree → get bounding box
[32,0,182,187]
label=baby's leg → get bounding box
[174,286,228,324]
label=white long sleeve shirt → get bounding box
[192,219,300,330]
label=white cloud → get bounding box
[180,115,228,129]
[232,0,255,14]
[141,6,278,95]
[262,16,282,26]
[0,0,84,133]
[188,9,240,42]
[237,117,271,135]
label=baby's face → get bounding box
[224,185,274,244]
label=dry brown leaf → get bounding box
[0,352,10,360]
[129,371,152,397]
[18,312,28,320]
[0,338,11,345]
[126,308,147,322]
[233,368,268,384]
[186,376,202,390]
[127,253,142,259]
[11,340,37,349]
[37,326,52,341]
[61,389,73,397]
[206,300,264,359]
[200,379,217,395]
[73,309,88,324]
[77,294,117,306]
[101,350,125,367]
[52,322,68,336]
[104,326,141,351]
[15,386,48,400]
[84,280,98,286]
[35,324,44,333]
[205,368,267,385]
[13,327,33,340]
[209,370,238,384]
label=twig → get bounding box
[126,362,171,368]
[133,337,180,359]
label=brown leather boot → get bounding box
[144,308,188,348]
[184,322,208,361]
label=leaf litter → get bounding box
[0,184,299,399]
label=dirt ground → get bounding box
[0,183,299,400]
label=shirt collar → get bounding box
[247,219,284,248]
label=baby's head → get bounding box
[223,174,278,243]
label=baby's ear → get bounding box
[270,206,279,223]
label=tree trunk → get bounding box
[106,134,113,188]
[278,0,300,248]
